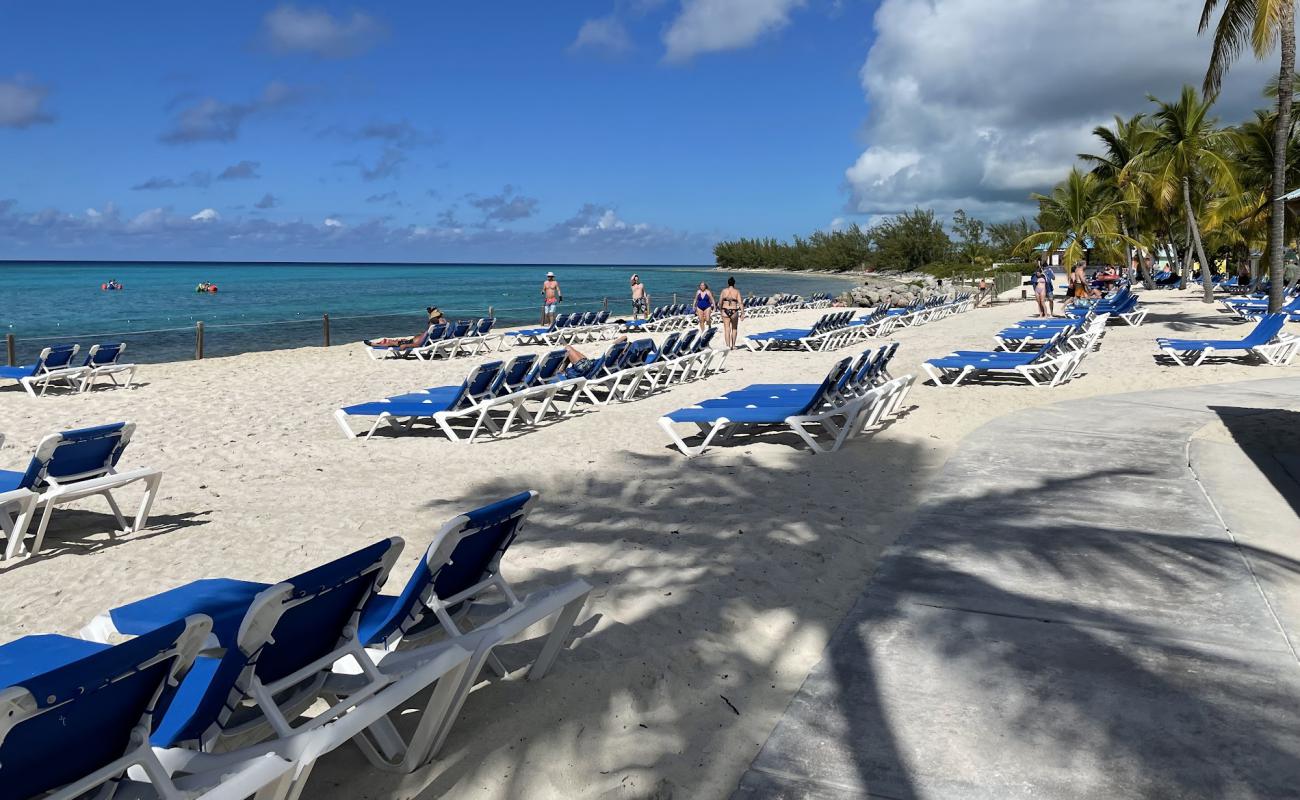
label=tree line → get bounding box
[1022,0,1294,309]
[712,210,1035,274]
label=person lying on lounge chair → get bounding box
[366,324,436,350]
[562,336,627,375]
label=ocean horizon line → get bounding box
[0,258,716,269]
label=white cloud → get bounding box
[571,16,634,55]
[844,0,1277,221]
[127,208,166,232]
[0,76,54,128]
[323,217,343,228]
[261,5,385,58]
[190,208,219,222]
[663,0,805,62]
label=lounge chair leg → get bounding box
[30,502,56,556]
[133,473,162,532]
[528,592,588,681]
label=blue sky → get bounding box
[0,1,1278,263]
[0,2,878,263]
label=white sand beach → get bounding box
[0,290,1293,799]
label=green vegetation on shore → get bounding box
[712,209,1033,274]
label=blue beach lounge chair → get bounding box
[334,361,504,440]
[0,344,83,397]
[659,358,862,456]
[1156,313,1297,366]
[77,342,138,392]
[80,539,484,784]
[0,614,303,798]
[922,336,1083,387]
[0,422,163,560]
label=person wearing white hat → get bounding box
[630,273,649,320]
[541,271,562,324]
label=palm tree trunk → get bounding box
[1120,216,1139,287]
[1184,178,1214,302]
[1269,2,1295,313]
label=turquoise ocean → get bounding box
[0,262,856,364]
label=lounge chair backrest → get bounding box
[850,349,874,388]
[0,615,210,799]
[604,339,630,368]
[363,491,538,648]
[425,323,448,342]
[17,422,134,491]
[676,329,698,353]
[451,320,472,337]
[695,327,717,350]
[1250,313,1286,343]
[463,361,505,405]
[527,350,569,384]
[34,344,79,374]
[478,318,496,335]
[596,310,610,323]
[495,354,537,395]
[83,343,126,367]
[802,358,854,414]
[659,332,682,359]
[156,539,400,748]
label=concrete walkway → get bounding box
[734,378,1300,799]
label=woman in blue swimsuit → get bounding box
[694,282,715,332]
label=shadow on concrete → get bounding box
[736,458,1300,799]
[1210,406,1300,518]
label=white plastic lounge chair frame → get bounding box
[3,422,164,560]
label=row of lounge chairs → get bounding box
[1220,289,1300,322]
[367,318,501,361]
[1066,285,1148,326]
[0,343,137,397]
[660,344,913,456]
[923,312,1110,387]
[506,311,616,346]
[1157,313,1299,366]
[0,422,162,560]
[338,329,726,442]
[2,489,590,800]
[744,292,975,352]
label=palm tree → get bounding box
[1080,114,1157,287]
[1140,86,1238,302]
[1015,168,1141,268]
[1208,109,1300,280]
[1201,0,1295,311]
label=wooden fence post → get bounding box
[322,313,331,347]
[5,334,13,367]
[195,321,205,360]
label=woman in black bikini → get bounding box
[694,282,715,333]
[719,277,742,349]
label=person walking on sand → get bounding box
[718,276,743,349]
[541,271,562,325]
[631,274,649,320]
[694,281,715,333]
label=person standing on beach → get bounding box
[718,276,743,349]
[1031,264,1048,318]
[1043,262,1057,316]
[694,282,715,333]
[541,271,562,325]
[631,274,649,320]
